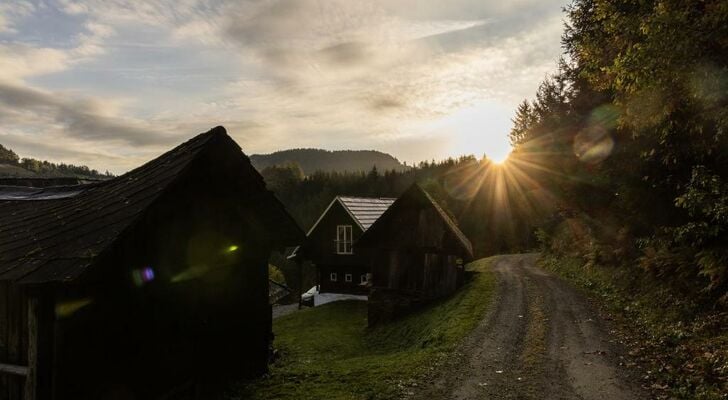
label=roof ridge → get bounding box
[0,127,226,203]
[0,126,266,284]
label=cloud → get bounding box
[319,41,371,66]
[0,1,35,33]
[0,44,70,82]
[0,82,177,146]
[0,0,569,171]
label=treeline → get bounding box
[262,156,549,258]
[507,0,727,307]
[0,144,112,179]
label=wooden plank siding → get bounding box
[0,127,305,399]
[0,283,28,400]
[305,202,369,295]
[358,184,473,325]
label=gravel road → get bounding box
[413,254,647,400]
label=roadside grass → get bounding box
[540,255,728,400]
[227,257,497,400]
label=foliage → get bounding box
[0,144,19,164]
[228,257,497,400]
[268,264,286,285]
[509,0,728,306]
[541,255,728,399]
[0,143,113,178]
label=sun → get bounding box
[490,151,511,165]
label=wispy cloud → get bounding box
[0,0,567,173]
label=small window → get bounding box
[336,225,353,254]
[330,272,337,282]
[345,273,352,282]
[360,274,367,284]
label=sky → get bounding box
[0,0,568,174]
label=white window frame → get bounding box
[345,273,352,282]
[360,274,367,284]
[330,272,338,282]
[336,225,353,254]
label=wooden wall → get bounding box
[1,141,295,399]
[50,165,274,399]
[305,202,370,294]
[317,265,369,294]
[365,206,467,325]
[0,283,27,400]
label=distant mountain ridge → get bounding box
[249,148,408,174]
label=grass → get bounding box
[540,254,728,400]
[228,257,497,400]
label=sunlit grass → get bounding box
[228,257,498,400]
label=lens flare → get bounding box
[131,266,155,287]
[227,245,239,253]
[171,264,210,283]
[573,130,614,164]
[574,104,619,164]
[55,298,93,318]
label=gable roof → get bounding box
[0,126,303,285]
[286,196,395,260]
[358,184,474,259]
[306,196,395,235]
[338,197,397,231]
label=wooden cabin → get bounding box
[357,184,474,324]
[293,196,395,295]
[0,127,303,400]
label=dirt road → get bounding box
[413,254,647,400]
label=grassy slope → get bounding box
[230,257,497,400]
[540,255,727,400]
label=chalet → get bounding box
[294,196,395,296]
[0,127,303,399]
[357,184,474,324]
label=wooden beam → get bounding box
[0,364,28,377]
[24,297,38,400]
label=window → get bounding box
[336,225,353,254]
[330,272,338,282]
[360,274,367,284]
[345,273,352,282]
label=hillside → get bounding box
[249,149,408,174]
[0,143,111,180]
[0,163,36,178]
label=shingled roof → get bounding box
[0,126,303,285]
[337,197,396,230]
[306,196,395,235]
[358,184,474,259]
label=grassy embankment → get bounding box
[229,257,497,400]
[540,255,727,400]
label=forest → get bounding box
[267,0,727,311]
[0,143,112,179]
[262,4,726,395]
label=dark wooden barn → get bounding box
[357,184,474,324]
[0,126,303,399]
[293,196,394,295]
